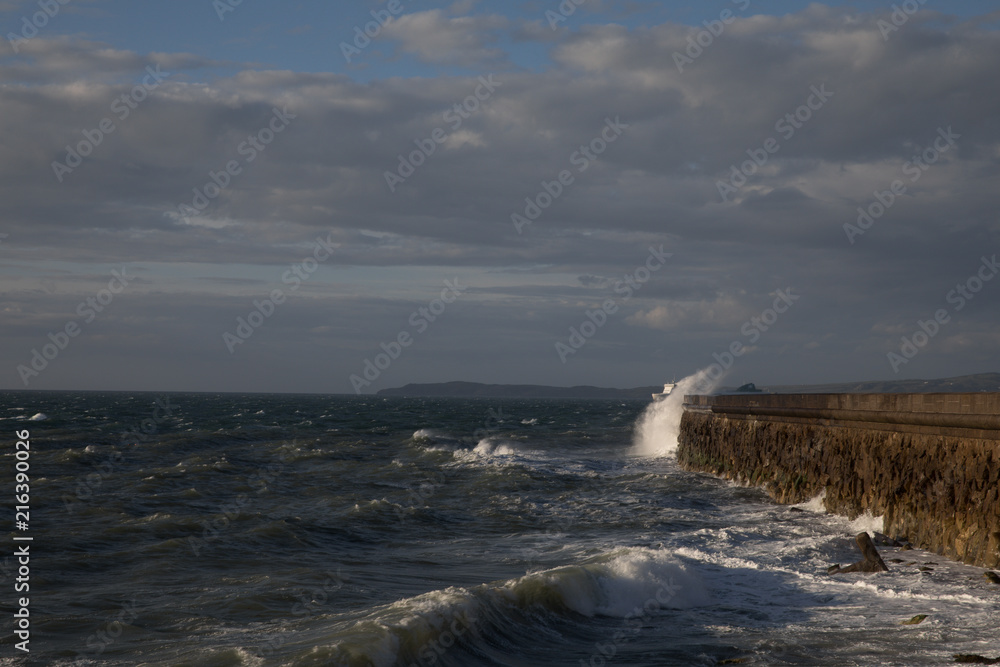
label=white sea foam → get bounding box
[846,511,885,535]
[412,429,465,452]
[632,368,721,456]
[472,438,517,457]
[794,489,828,513]
[29,412,48,421]
[797,496,885,535]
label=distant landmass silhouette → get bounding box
[376,381,658,399]
[376,372,1000,398]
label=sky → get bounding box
[1,0,999,394]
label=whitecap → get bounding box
[412,428,451,441]
[472,438,517,457]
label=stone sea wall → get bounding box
[677,393,1000,568]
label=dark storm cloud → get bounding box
[2,5,999,391]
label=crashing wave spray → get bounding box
[632,369,722,457]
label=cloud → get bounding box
[3,13,997,270]
[380,9,509,66]
[2,7,1000,390]
[627,294,750,332]
[1,37,214,84]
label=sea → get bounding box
[1,385,998,666]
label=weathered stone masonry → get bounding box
[677,393,1000,568]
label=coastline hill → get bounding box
[376,381,658,399]
[376,373,1000,399]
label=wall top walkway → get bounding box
[684,393,1000,414]
[682,393,1000,435]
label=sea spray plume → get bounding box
[632,369,722,457]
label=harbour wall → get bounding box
[677,393,1000,568]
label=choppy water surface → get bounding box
[1,391,997,666]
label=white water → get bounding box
[324,547,714,667]
[623,374,1000,663]
[795,490,887,534]
[632,368,721,456]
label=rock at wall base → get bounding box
[828,532,890,574]
[954,656,1000,665]
[873,532,904,547]
[900,614,928,625]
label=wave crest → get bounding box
[632,369,721,457]
[320,548,709,666]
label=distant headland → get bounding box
[376,372,1000,399]
[376,381,656,400]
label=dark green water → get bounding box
[1,392,996,666]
